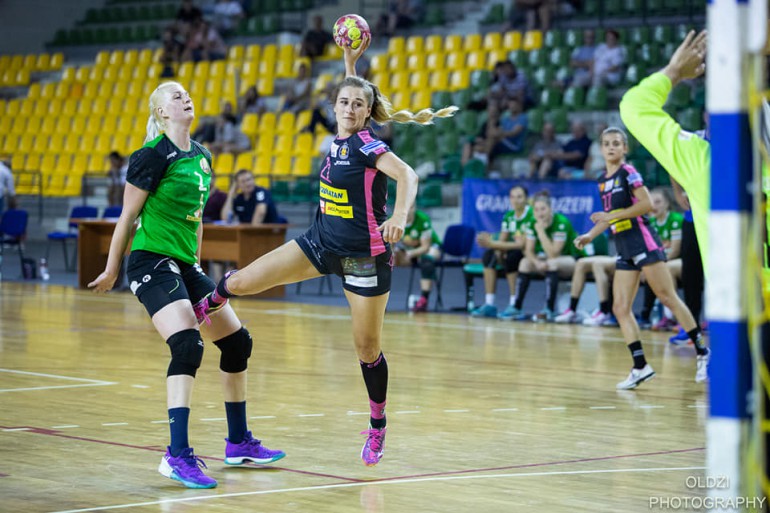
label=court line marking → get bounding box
[51,425,79,429]
[0,368,116,393]
[590,406,617,410]
[444,409,469,413]
[102,423,128,427]
[297,414,325,417]
[250,415,276,419]
[48,465,706,513]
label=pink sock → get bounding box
[369,399,386,420]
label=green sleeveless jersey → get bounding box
[126,135,212,264]
[500,205,534,241]
[526,212,577,257]
[404,210,441,246]
[651,211,683,246]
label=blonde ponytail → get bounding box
[144,81,183,143]
[335,76,459,127]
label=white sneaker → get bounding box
[695,352,710,383]
[554,308,577,323]
[616,364,656,390]
[583,309,609,326]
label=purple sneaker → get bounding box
[158,447,217,489]
[224,431,286,465]
[360,427,386,466]
[194,292,228,325]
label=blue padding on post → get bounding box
[709,321,752,419]
[710,113,752,212]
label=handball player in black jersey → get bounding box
[575,127,709,389]
[193,38,458,466]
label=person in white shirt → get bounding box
[592,29,626,87]
[0,160,16,214]
[212,0,244,35]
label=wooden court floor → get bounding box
[0,283,709,513]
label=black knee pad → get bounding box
[419,255,437,280]
[167,329,204,377]
[482,249,497,268]
[213,327,252,373]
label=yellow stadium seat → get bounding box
[242,61,259,84]
[215,153,235,176]
[62,135,80,154]
[294,110,311,132]
[32,97,48,115]
[245,44,261,62]
[200,97,219,117]
[256,135,274,157]
[426,52,445,71]
[94,134,112,155]
[503,31,523,51]
[371,72,388,95]
[209,60,226,80]
[19,99,33,116]
[102,115,118,134]
[40,117,56,135]
[0,55,9,70]
[466,51,486,70]
[87,154,107,173]
[146,64,163,78]
[97,82,113,98]
[116,66,133,83]
[487,49,508,69]
[445,51,466,71]
[48,134,64,152]
[82,82,99,99]
[449,69,470,91]
[293,155,312,176]
[272,155,291,176]
[406,35,424,54]
[40,82,56,98]
[389,71,409,93]
[35,53,51,72]
[259,45,277,76]
[463,34,482,52]
[1,134,19,155]
[127,81,145,100]
[370,54,388,75]
[234,152,256,173]
[75,66,91,82]
[16,134,35,153]
[91,98,107,114]
[204,79,222,98]
[62,98,78,116]
[312,133,326,155]
[444,35,463,53]
[391,92,408,111]
[257,77,274,96]
[318,43,342,61]
[54,153,74,174]
[254,156,272,176]
[25,117,42,134]
[74,116,92,136]
[112,82,128,99]
[28,83,41,99]
[276,112,295,135]
[102,67,118,82]
[5,99,20,116]
[411,90,432,111]
[388,37,405,55]
[228,45,244,64]
[108,50,124,67]
[48,98,63,116]
[293,133,313,157]
[14,69,30,86]
[137,49,153,67]
[388,53,406,70]
[49,52,63,70]
[275,57,293,79]
[407,54,425,72]
[39,153,56,174]
[482,32,502,51]
[26,153,42,171]
[78,135,96,153]
[241,113,259,138]
[10,55,23,70]
[523,30,543,51]
[11,153,26,171]
[10,117,27,135]
[121,49,137,69]
[424,34,443,54]
[409,71,429,91]
[60,67,76,82]
[95,51,110,68]
[214,174,229,190]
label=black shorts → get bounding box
[482,248,524,273]
[126,250,216,316]
[615,248,667,272]
[295,228,392,297]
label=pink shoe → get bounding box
[412,296,428,312]
[360,427,386,466]
[652,316,676,331]
[193,293,228,325]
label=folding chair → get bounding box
[433,224,476,310]
[0,209,28,278]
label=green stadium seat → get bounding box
[539,87,561,109]
[585,86,607,110]
[543,30,564,49]
[549,47,569,67]
[262,15,281,34]
[527,49,547,68]
[527,107,545,133]
[508,50,528,71]
[562,86,584,110]
[624,64,640,86]
[432,91,453,109]
[622,0,642,14]
[667,83,691,109]
[678,108,703,132]
[483,4,505,24]
[548,108,569,133]
[470,70,492,90]
[532,67,555,88]
[691,83,705,108]
[629,26,650,45]
[653,25,674,45]
[463,159,486,178]
[452,88,473,109]
[271,181,290,202]
[457,110,480,137]
[417,182,442,207]
[424,5,445,26]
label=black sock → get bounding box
[513,273,531,310]
[360,353,388,429]
[545,271,559,311]
[628,341,647,369]
[687,327,708,356]
[569,296,579,312]
[421,289,430,299]
[641,284,655,321]
[225,401,247,444]
[168,407,190,457]
[599,300,611,314]
[212,274,235,305]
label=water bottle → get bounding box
[39,258,50,281]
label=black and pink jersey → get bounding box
[314,128,390,257]
[598,163,663,259]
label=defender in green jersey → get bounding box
[471,185,533,319]
[394,203,442,312]
[89,82,283,489]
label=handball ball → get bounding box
[333,14,371,50]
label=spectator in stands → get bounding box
[212,0,244,36]
[488,98,528,166]
[237,85,267,118]
[176,0,203,29]
[184,20,227,62]
[583,123,608,178]
[592,29,626,87]
[377,0,425,37]
[513,0,556,32]
[209,105,251,155]
[203,170,228,223]
[0,159,15,215]
[300,15,334,59]
[570,29,597,88]
[221,169,279,225]
[556,121,592,179]
[509,191,579,322]
[282,62,312,113]
[527,122,561,179]
[159,27,185,77]
[461,102,501,166]
[471,185,534,319]
[394,204,442,312]
[107,151,128,207]
[489,60,533,110]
